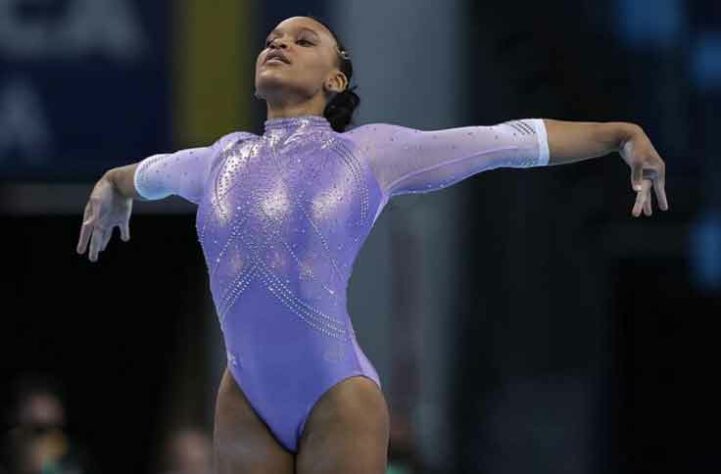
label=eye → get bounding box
[297,39,314,46]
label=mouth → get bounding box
[264,52,290,65]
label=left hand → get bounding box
[619,126,669,217]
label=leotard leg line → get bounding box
[221,279,381,452]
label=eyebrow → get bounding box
[267,27,321,40]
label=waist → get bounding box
[215,280,353,341]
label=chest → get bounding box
[195,137,373,250]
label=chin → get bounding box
[256,77,308,101]
[256,72,291,90]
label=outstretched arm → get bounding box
[345,118,668,217]
[76,131,250,262]
[76,143,215,263]
[344,119,550,202]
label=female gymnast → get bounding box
[75,15,669,474]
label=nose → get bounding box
[268,38,289,50]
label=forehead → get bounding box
[270,17,333,41]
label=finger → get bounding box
[77,204,94,254]
[632,190,644,217]
[120,221,130,242]
[77,222,92,254]
[82,202,91,222]
[101,227,113,252]
[650,153,669,211]
[654,176,669,211]
[631,164,644,191]
[642,179,653,216]
[89,228,104,262]
[83,201,98,224]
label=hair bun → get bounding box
[324,85,360,132]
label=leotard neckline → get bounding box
[263,114,332,135]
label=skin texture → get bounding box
[214,368,389,474]
[255,16,348,120]
[213,369,295,474]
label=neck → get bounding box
[265,92,327,120]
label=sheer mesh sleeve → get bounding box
[133,131,252,204]
[343,119,549,201]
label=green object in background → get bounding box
[41,461,60,474]
[387,462,411,474]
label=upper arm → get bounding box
[344,119,549,199]
[133,131,252,204]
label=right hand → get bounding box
[76,174,133,262]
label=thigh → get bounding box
[295,375,390,474]
[213,368,294,474]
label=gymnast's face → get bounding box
[255,17,347,105]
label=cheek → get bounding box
[298,56,332,81]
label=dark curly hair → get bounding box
[306,15,360,132]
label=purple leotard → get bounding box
[133,115,549,452]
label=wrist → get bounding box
[612,122,643,152]
[101,168,130,198]
[102,168,118,186]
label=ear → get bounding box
[324,70,348,94]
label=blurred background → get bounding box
[0,0,718,473]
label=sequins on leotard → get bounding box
[135,115,549,338]
[132,114,549,453]
[193,116,375,340]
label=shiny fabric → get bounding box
[134,114,549,451]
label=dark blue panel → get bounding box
[689,0,721,29]
[0,0,171,181]
[616,0,685,50]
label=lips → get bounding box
[265,50,290,64]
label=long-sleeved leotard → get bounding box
[133,115,549,451]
